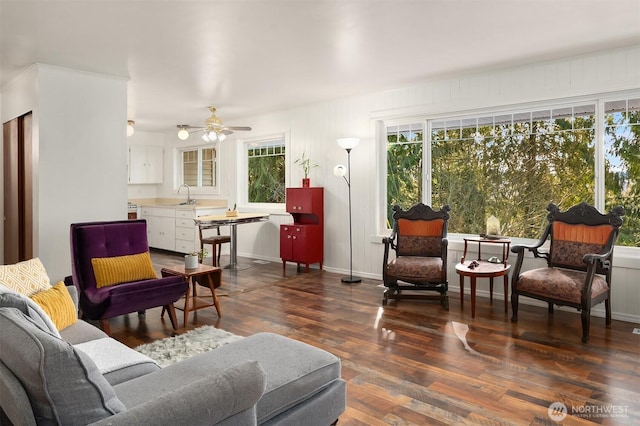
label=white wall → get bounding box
[161,45,640,322]
[1,64,128,282]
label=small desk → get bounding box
[456,237,511,318]
[161,264,222,326]
[194,213,269,271]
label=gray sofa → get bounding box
[0,286,346,425]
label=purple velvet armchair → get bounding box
[70,220,188,335]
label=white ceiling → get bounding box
[2,0,639,133]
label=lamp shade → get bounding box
[337,137,359,150]
[333,164,347,177]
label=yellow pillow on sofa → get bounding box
[30,281,78,330]
[91,252,157,289]
[0,257,51,296]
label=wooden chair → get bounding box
[199,225,231,267]
[382,203,451,309]
[511,202,625,343]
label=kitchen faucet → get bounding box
[178,184,196,205]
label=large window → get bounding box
[386,123,423,228]
[604,98,640,246]
[180,147,216,188]
[384,95,639,247]
[246,137,286,203]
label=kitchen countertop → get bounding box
[130,198,228,210]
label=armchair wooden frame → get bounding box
[382,203,451,309]
[510,202,625,343]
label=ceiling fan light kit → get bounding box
[201,131,226,142]
[177,125,190,140]
[176,106,251,141]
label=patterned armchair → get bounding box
[382,203,451,309]
[511,202,625,343]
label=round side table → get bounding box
[456,260,511,318]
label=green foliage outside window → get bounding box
[385,98,639,247]
[604,100,640,246]
[386,125,423,228]
[247,142,286,203]
[431,111,595,238]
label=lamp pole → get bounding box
[335,138,361,284]
[343,148,361,283]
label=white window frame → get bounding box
[175,142,220,195]
[376,90,640,253]
[237,132,289,211]
[378,117,428,233]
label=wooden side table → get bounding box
[161,264,222,326]
[456,237,511,318]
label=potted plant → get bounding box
[185,248,208,268]
[184,252,198,269]
[196,247,209,263]
[294,152,318,188]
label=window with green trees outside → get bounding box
[247,138,286,203]
[385,96,639,247]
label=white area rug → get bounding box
[135,326,243,367]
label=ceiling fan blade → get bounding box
[225,126,252,131]
[180,125,205,131]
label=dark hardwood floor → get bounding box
[106,250,640,425]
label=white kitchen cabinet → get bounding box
[175,208,220,254]
[141,206,223,254]
[140,207,175,251]
[128,145,164,184]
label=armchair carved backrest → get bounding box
[382,203,451,308]
[394,210,448,258]
[547,203,624,273]
[510,202,625,343]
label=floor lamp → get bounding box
[334,137,361,284]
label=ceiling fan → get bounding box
[176,106,252,142]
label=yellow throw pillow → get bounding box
[91,252,157,289]
[30,281,78,331]
[0,258,51,296]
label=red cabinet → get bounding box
[280,187,323,274]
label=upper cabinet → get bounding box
[128,145,163,184]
